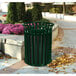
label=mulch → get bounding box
[52,27,64,49]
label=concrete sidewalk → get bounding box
[0,19,76,74]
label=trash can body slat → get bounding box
[39,35,42,65]
[34,35,38,65]
[31,35,34,64]
[24,32,28,63]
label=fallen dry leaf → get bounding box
[0,57,4,59]
[62,67,66,70]
[55,71,59,74]
[3,69,7,71]
[11,57,17,59]
[48,54,76,70]
[72,69,76,73]
[59,71,65,72]
[49,69,54,72]
[34,68,38,69]
[4,55,11,59]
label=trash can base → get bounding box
[24,59,52,66]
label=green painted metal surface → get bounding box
[23,22,54,66]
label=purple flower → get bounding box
[0,24,8,32]
[2,24,24,35]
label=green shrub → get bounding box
[26,9,32,22]
[66,6,73,14]
[6,2,17,24]
[16,2,26,23]
[49,7,61,13]
[32,3,42,21]
[37,18,50,22]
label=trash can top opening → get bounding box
[23,22,54,30]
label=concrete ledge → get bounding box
[42,12,76,22]
[52,25,58,41]
[6,39,23,46]
[0,23,58,60]
[4,44,25,60]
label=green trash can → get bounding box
[23,22,54,66]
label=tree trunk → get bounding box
[63,2,66,15]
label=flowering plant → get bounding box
[0,24,8,33]
[2,24,24,35]
[1,23,39,35]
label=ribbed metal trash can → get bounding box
[23,22,54,66]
